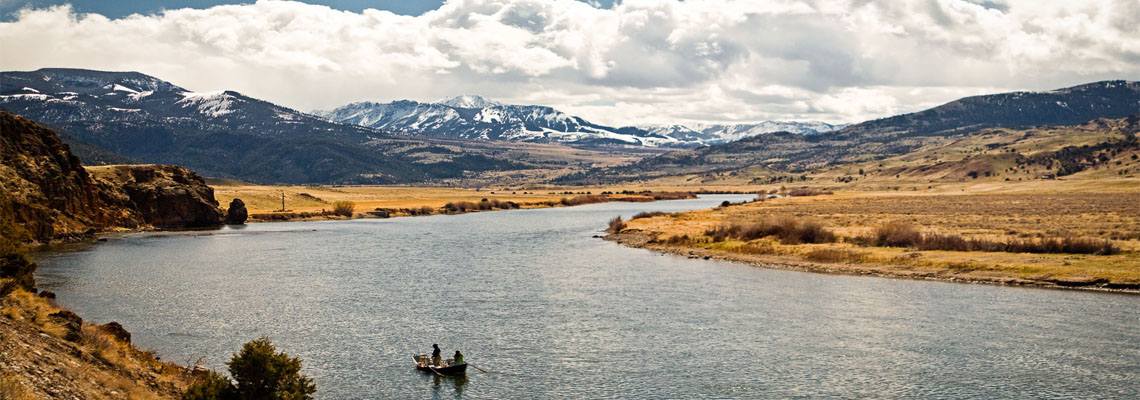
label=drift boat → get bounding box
[414,355,468,376]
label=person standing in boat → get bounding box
[454,350,464,364]
[431,344,442,366]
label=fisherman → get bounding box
[454,350,464,364]
[431,344,442,366]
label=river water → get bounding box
[34,195,1140,398]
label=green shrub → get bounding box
[183,337,315,400]
[183,371,236,400]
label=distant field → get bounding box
[616,183,1140,291]
[209,182,742,217]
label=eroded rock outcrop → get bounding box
[0,111,223,240]
[87,165,223,228]
[226,198,248,224]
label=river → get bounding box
[34,195,1140,398]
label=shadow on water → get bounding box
[427,372,467,398]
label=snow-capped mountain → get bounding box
[0,68,382,141]
[317,96,843,148]
[636,121,847,145]
[315,95,682,147]
[0,69,542,185]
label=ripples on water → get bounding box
[34,195,1140,398]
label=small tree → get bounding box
[332,201,355,217]
[184,337,315,400]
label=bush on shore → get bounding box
[607,216,627,234]
[861,222,1119,255]
[332,201,355,217]
[631,211,668,220]
[184,337,315,400]
[705,217,836,245]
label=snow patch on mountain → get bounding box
[177,91,238,117]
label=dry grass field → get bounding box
[210,181,718,220]
[616,182,1140,291]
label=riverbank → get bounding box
[1,290,192,398]
[210,181,699,222]
[608,190,1140,294]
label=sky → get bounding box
[0,0,1137,126]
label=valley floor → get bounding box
[209,182,715,222]
[610,180,1140,293]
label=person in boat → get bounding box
[454,350,464,364]
[431,344,442,366]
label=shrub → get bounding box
[859,226,1119,255]
[705,216,836,245]
[184,337,315,400]
[332,201,355,217]
[787,189,833,197]
[183,371,237,400]
[663,234,691,245]
[873,222,923,247]
[632,211,667,220]
[607,216,626,234]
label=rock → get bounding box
[226,198,248,224]
[37,290,56,299]
[1,112,225,241]
[47,310,82,342]
[98,322,131,344]
[87,164,224,228]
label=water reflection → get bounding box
[431,374,467,397]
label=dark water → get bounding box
[35,195,1140,399]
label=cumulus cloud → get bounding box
[0,0,1137,125]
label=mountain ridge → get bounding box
[315,96,842,148]
[558,80,1140,184]
[0,68,545,184]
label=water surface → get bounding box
[36,195,1140,398]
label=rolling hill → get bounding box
[560,80,1140,184]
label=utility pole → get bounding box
[281,191,286,212]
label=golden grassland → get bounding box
[0,290,191,399]
[210,181,742,220]
[614,181,1140,292]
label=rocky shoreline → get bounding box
[607,231,1140,295]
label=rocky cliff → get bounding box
[87,165,223,228]
[0,110,222,242]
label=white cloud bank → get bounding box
[1,0,1137,125]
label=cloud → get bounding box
[0,0,1137,125]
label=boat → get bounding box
[413,354,468,376]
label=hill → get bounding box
[561,81,1140,184]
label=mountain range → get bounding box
[3,68,1137,186]
[0,69,551,184]
[558,80,1140,183]
[315,96,842,148]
